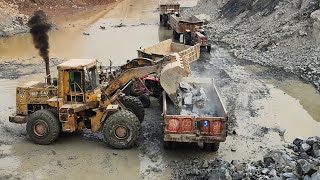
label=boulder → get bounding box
[311,170,320,180]
[301,143,312,152]
[208,167,232,180]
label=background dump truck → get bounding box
[159,2,180,26]
[168,15,211,52]
[162,77,228,151]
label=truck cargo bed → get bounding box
[162,77,228,144]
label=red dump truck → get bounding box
[168,15,211,52]
[159,2,180,26]
[162,77,228,151]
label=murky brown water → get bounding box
[243,64,320,142]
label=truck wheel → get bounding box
[103,110,140,149]
[184,34,191,45]
[139,94,151,108]
[120,96,145,123]
[204,142,220,152]
[173,30,180,40]
[207,45,211,53]
[26,109,61,145]
[163,141,177,150]
[130,82,143,96]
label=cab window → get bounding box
[85,67,98,91]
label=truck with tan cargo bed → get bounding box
[167,14,211,52]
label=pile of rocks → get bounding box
[170,137,320,180]
[0,1,29,37]
[176,81,216,117]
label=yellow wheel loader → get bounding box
[9,40,200,149]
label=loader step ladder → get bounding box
[69,82,85,104]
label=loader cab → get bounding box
[57,59,99,103]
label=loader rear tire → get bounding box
[120,96,145,123]
[103,110,140,149]
[26,109,61,145]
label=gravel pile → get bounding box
[183,0,320,91]
[170,136,320,180]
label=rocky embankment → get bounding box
[0,1,29,37]
[184,0,320,91]
[0,0,113,37]
[171,137,320,180]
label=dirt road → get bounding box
[0,0,320,179]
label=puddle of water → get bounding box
[14,138,140,180]
[268,79,320,122]
[244,64,320,122]
[255,85,320,141]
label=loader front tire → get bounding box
[120,96,145,123]
[26,109,61,145]
[103,110,140,149]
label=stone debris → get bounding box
[176,81,216,117]
[183,0,320,91]
[170,137,320,180]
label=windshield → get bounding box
[85,67,98,91]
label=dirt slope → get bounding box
[0,0,114,36]
[183,0,320,91]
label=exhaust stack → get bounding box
[27,10,52,84]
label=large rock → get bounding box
[311,170,320,180]
[297,159,314,175]
[301,143,312,152]
[208,167,232,180]
[264,150,292,166]
[311,143,320,158]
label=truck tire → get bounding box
[26,109,61,145]
[129,82,143,96]
[184,33,191,45]
[119,96,145,123]
[163,141,177,150]
[173,30,180,40]
[207,45,211,53]
[139,94,151,108]
[103,110,140,149]
[204,142,220,152]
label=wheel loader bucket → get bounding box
[159,53,190,104]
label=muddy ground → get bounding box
[0,0,320,179]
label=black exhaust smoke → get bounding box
[27,10,52,84]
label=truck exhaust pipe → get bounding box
[27,10,52,85]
